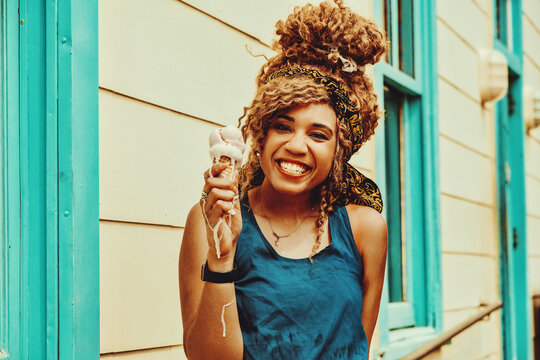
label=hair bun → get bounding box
[274,0,386,70]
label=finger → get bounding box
[202,188,235,217]
[233,170,240,189]
[204,175,238,193]
[204,164,224,180]
[213,199,235,215]
[205,199,235,228]
[204,188,236,211]
[208,163,229,178]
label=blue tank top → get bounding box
[234,198,368,360]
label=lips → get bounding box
[276,159,311,176]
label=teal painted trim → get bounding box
[58,0,100,357]
[7,0,99,358]
[2,0,21,358]
[45,0,59,358]
[506,75,532,360]
[18,0,34,358]
[493,0,532,358]
[0,0,4,351]
[378,62,422,95]
[388,302,414,330]
[493,39,522,76]
[374,327,437,360]
[510,0,523,56]
[374,69,390,347]
[20,0,50,357]
[57,1,76,356]
[418,0,443,334]
[495,95,514,358]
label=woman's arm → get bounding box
[347,205,388,347]
[178,166,243,360]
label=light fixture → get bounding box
[524,86,540,132]
[479,49,508,103]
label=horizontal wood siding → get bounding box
[436,0,502,358]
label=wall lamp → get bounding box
[479,49,508,103]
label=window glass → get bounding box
[384,86,406,303]
[496,0,514,51]
[398,0,414,77]
[384,0,414,77]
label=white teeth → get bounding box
[279,161,308,174]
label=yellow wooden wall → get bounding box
[98,0,540,359]
[434,0,501,358]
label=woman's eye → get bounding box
[274,123,292,132]
[310,132,329,140]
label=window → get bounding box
[384,87,405,306]
[374,0,441,357]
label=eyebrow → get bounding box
[276,114,335,136]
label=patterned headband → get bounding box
[266,67,364,156]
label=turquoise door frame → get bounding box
[495,71,533,360]
[493,0,532,358]
[496,73,532,360]
[1,0,99,359]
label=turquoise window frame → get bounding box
[374,0,442,358]
[492,0,533,358]
[1,0,21,358]
[1,0,99,358]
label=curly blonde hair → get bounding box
[238,0,386,260]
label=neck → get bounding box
[256,180,317,220]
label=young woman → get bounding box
[179,1,387,359]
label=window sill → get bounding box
[374,327,437,360]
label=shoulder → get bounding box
[344,204,387,256]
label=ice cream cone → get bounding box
[214,155,236,182]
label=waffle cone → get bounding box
[214,156,236,181]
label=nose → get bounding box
[284,132,308,155]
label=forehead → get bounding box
[279,103,337,130]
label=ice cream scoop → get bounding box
[209,126,245,181]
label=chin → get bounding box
[267,177,326,198]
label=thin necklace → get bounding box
[258,188,312,246]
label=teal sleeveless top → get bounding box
[234,198,368,360]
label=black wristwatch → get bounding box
[201,260,237,283]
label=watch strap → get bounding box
[201,260,237,283]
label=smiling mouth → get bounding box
[277,160,310,175]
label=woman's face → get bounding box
[260,102,337,196]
